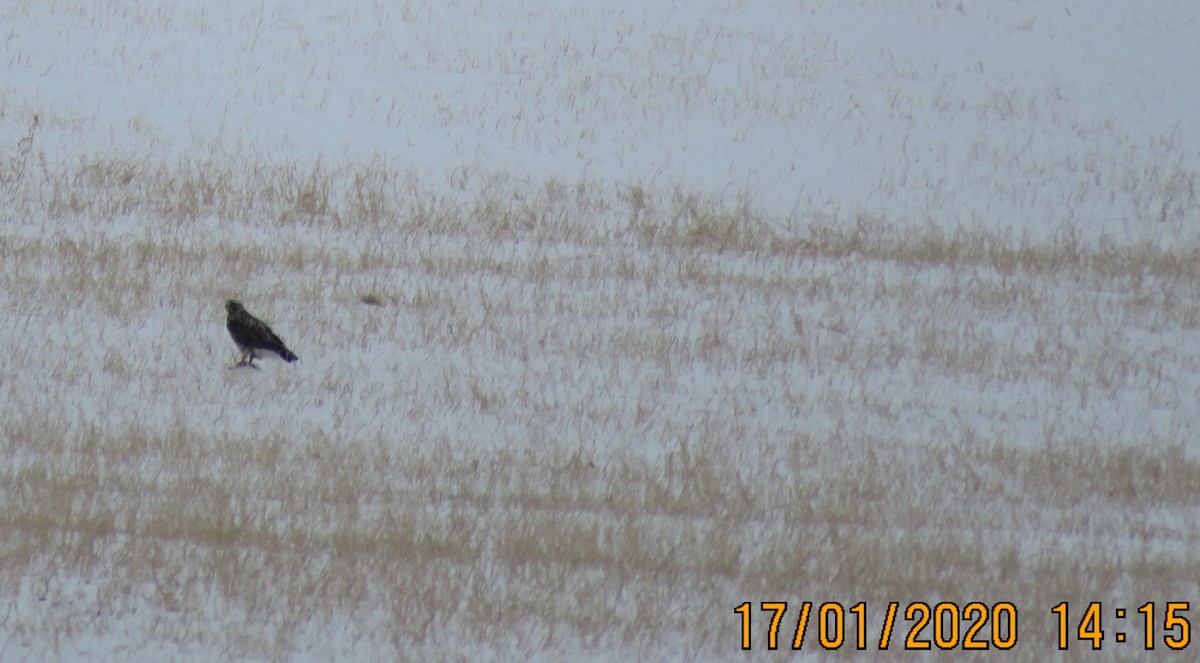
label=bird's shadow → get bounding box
[228,363,262,371]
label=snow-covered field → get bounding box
[2,1,1198,660]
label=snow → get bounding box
[2,0,1199,660]
[4,1,1199,238]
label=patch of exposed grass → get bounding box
[0,420,1196,658]
[2,153,1198,659]
[7,150,1200,283]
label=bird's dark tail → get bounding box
[279,348,299,362]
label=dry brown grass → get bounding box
[1,152,1198,659]
[1,422,1195,658]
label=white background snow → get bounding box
[5,0,1198,240]
[2,0,1199,660]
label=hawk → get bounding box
[225,300,299,367]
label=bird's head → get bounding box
[225,299,244,315]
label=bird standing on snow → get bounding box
[225,300,299,368]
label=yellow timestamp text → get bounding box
[733,601,1018,651]
[1052,601,1190,651]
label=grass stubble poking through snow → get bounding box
[1,145,1198,660]
[1,1,1199,657]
